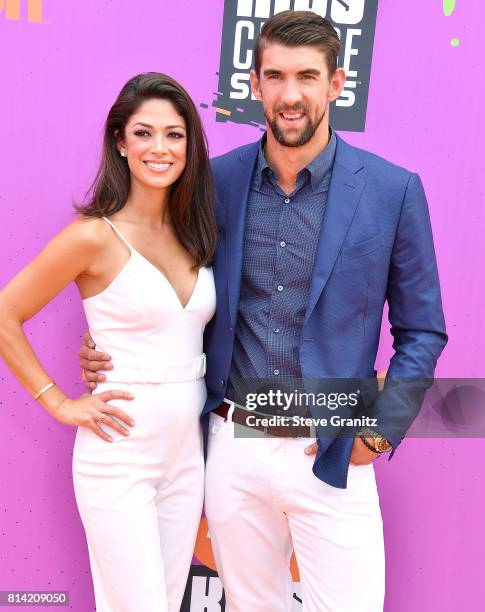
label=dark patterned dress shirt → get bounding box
[228,129,337,402]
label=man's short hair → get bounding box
[254,10,340,77]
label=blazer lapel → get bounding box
[226,142,260,326]
[304,137,366,324]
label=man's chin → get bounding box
[273,129,312,148]
[267,117,315,148]
[277,136,305,148]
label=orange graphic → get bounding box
[194,517,217,571]
[377,369,388,391]
[215,107,232,116]
[0,0,42,22]
[289,551,300,582]
[194,517,301,581]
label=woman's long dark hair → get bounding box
[76,72,217,267]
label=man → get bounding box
[80,11,446,611]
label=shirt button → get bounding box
[273,328,280,334]
[219,379,225,387]
[280,241,286,248]
[277,285,284,292]
[273,369,280,375]
[284,197,290,204]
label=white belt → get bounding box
[106,354,206,383]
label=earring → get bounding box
[120,150,126,157]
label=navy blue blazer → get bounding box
[202,134,447,488]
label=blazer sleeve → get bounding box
[366,172,448,455]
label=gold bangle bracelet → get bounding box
[34,381,56,400]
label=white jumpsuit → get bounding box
[72,217,216,612]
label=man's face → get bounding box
[251,43,344,147]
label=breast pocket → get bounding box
[340,233,383,263]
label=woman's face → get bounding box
[118,98,187,191]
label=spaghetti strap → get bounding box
[102,216,133,252]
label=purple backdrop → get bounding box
[1,1,484,610]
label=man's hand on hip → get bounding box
[79,331,113,391]
[304,437,380,465]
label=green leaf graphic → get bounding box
[443,0,456,17]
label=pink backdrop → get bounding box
[1,1,484,610]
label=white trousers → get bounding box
[72,380,205,612]
[205,411,385,612]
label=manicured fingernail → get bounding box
[108,437,113,443]
[123,430,130,436]
[129,420,135,426]
[105,363,113,369]
[103,354,111,360]
[128,393,134,399]
[99,375,106,381]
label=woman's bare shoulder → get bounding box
[63,216,112,252]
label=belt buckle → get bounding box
[199,353,207,378]
[225,399,235,422]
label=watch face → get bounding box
[376,437,392,453]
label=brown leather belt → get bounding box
[214,400,312,438]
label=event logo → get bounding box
[182,518,302,611]
[0,0,42,22]
[216,0,378,131]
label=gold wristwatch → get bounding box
[360,428,393,453]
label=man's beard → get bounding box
[266,104,326,148]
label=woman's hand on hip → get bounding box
[56,390,135,442]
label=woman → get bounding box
[0,72,217,611]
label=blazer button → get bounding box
[219,379,225,387]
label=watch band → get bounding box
[359,427,392,453]
[359,433,379,453]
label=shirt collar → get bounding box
[255,127,337,193]
[254,138,271,190]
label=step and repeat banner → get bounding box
[1,1,483,611]
[215,0,378,130]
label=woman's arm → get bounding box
[0,218,134,441]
